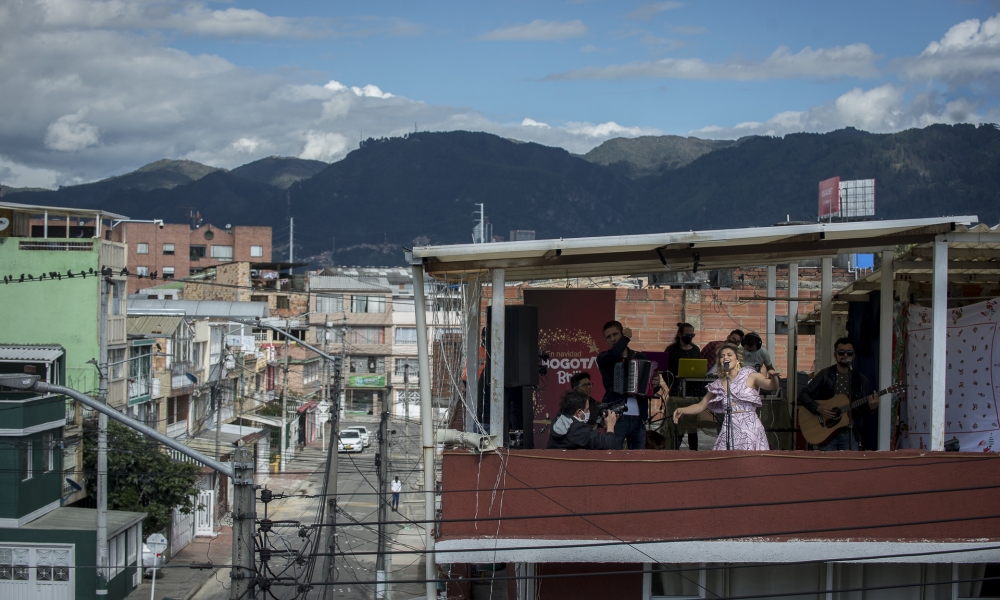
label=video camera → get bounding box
[594,398,628,426]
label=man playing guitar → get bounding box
[799,337,879,451]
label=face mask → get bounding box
[682,334,695,343]
[581,411,590,422]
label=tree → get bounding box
[83,421,202,533]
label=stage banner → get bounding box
[523,289,616,448]
[902,298,1000,452]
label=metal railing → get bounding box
[18,240,94,251]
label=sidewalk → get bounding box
[132,438,329,600]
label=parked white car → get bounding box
[346,426,371,447]
[338,429,364,453]
[142,543,165,577]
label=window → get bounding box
[395,358,419,377]
[190,244,206,260]
[250,295,268,304]
[303,361,320,383]
[250,245,263,257]
[350,356,385,374]
[111,281,126,315]
[136,265,149,277]
[276,295,290,309]
[21,439,32,480]
[352,295,385,313]
[136,243,149,254]
[167,395,189,425]
[211,245,233,261]
[0,548,29,580]
[290,329,307,341]
[395,327,418,345]
[43,432,55,472]
[325,328,344,344]
[163,243,175,255]
[129,345,152,399]
[648,564,707,599]
[351,327,385,345]
[109,348,126,379]
[162,266,175,280]
[316,294,344,313]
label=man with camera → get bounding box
[546,390,619,450]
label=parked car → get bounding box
[338,429,364,453]
[142,543,165,578]
[346,426,371,447]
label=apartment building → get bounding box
[122,222,271,293]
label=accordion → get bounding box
[613,359,654,398]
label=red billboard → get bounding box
[523,289,616,447]
[818,176,840,218]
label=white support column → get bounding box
[787,263,799,415]
[767,266,776,354]
[930,236,948,451]
[465,276,482,433]
[878,248,895,450]
[820,258,833,369]
[410,265,437,600]
[490,269,506,437]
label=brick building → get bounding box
[122,222,272,293]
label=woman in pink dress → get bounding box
[671,343,780,450]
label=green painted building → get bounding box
[0,201,130,505]
[0,345,145,599]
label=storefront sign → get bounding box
[348,374,386,388]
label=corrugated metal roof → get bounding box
[411,216,981,282]
[310,275,391,292]
[0,344,65,362]
[127,315,183,336]
[21,507,145,536]
[126,299,270,318]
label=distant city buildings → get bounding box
[509,229,535,241]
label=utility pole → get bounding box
[280,336,290,472]
[289,216,294,264]
[318,353,343,600]
[375,409,390,599]
[230,445,256,600]
[96,274,110,597]
[403,364,410,441]
[321,316,329,452]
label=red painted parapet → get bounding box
[439,450,1000,547]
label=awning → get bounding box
[0,345,65,362]
[296,400,319,414]
[410,216,979,281]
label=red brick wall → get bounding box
[124,222,272,293]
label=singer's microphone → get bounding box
[723,359,731,370]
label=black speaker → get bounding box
[485,305,539,388]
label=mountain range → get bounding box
[3,123,998,267]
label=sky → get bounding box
[2,0,999,188]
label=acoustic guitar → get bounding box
[797,383,904,446]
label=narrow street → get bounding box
[188,415,429,600]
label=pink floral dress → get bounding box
[706,367,770,451]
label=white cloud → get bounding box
[231,137,265,154]
[479,19,587,41]
[45,109,100,151]
[351,84,394,99]
[563,121,657,137]
[690,84,984,138]
[300,131,350,162]
[521,118,551,128]
[627,2,685,20]
[897,12,1000,84]
[547,43,880,80]
[0,156,61,188]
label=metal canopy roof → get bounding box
[127,298,270,318]
[0,344,65,362]
[127,315,184,336]
[0,200,128,221]
[410,216,979,282]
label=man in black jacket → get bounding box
[597,320,648,449]
[799,337,879,451]
[547,391,618,450]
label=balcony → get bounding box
[107,378,127,408]
[438,450,1000,565]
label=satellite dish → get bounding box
[0,217,9,232]
[185,372,198,384]
[66,478,83,492]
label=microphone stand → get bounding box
[724,362,733,451]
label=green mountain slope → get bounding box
[583,135,737,177]
[230,156,328,189]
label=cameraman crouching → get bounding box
[546,390,619,450]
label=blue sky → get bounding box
[1,0,998,187]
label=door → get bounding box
[170,508,193,557]
[195,489,215,536]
